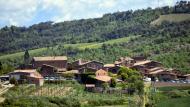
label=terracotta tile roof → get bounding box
[116,57,134,64]
[30,72,43,79]
[95,76,111,82]
[61,70,79,74]
[88,60,104,64]
[42,64,56,68]
[114,61,122,65]
[14,69,36,73]
[149,69,165,74]
[169,69,186,76]
[33,56,67,61]
[11,69,43,79]
[184,74,190,76]
[104,64,115,68]
[74,60,103,66]
[133,60,151,66]
[72,59,89,65]
[57,68,67,72]
[148,67,162,71]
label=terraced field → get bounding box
[151,14,190,25]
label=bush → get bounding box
[145,103,154,107]
[110,78,116,88]
[188,90,190,95]
[9,77,18,85]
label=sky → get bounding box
[0,0,186,27]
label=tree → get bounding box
[24,50,30,65]
[10,77,18,85]
[135,80,144,94]
[117,67,143,94]
[121,73,128,81]
[102,83,109,90]
[110,78,116,88]
[121,82,127,89]
[102,43,107,50]
[0,62,2,70]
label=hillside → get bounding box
[0,8,157,55]
[1,1,190,55]
[151,14,190,25]
[0,2,190,75]
[0,36,137,60]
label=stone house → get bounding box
[31,56,67,72]
[9,69,44,86]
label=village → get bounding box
[0,55,190,93]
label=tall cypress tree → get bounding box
[0,62,2,70]
[24,50,30,65]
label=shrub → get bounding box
[188,90,190,94]
[145,103,151,107]
[9,77,18,85]
[110,78,116,88]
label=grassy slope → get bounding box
[155,86,190,107]
[0,36,138,60]
[156,96,190,107]
[151,14,190,25]
[157,86,190,92]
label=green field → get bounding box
[152,86,190,107]
[157,86,190,92]
[156,96,190,107]
[0,36,139,60]
[151,14,190,25]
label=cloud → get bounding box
[51,0,103,22]
[159,0,175,6]
[99,0,117,8]
[40,0,65,10]
[0,0,38,26]
[0,0,189,27]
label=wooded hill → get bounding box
[0,1,190,74]
[0,1,190,55]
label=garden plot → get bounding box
[32,85,72,97]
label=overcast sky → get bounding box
[0,0,187,27]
